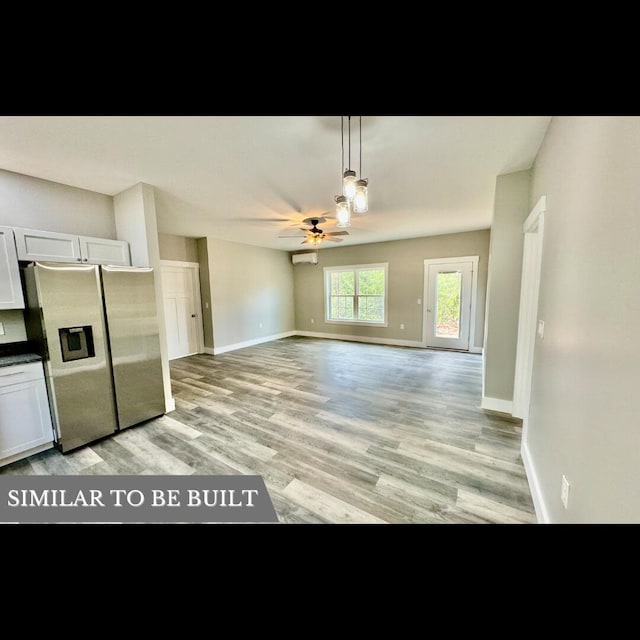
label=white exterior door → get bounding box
[425,260,474,350]
[161,264,202,360]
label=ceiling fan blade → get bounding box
[325,237,343,242]
[279,234,307,238]
[299,227,311,232]
[301,239,313,245]
[325,231,349,236]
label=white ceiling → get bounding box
[0,116,551,250]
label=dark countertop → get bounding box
[0,353,42,368]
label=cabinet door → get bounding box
[14,227,82,263]
[0,226,25,309]
[0,374,54,462]
[79,236,131,266]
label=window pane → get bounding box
[331,271,354,295]
[330,295,354,319]
[435,271,461,338]
[330,272,339,295]
[358,269,384,295]
[357,296,384,322]
[326,265,386,324]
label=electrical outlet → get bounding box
[205,302,209,309]
[259,323,263,329]
[400,323,405,330]
[417,298,422,305]
[538,320,545,339]
[561,475,570,509]
[0,322,4,336]
[310,318,314,324]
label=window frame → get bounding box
[323,262,389,327]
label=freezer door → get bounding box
[27,262,118,452]
[101,266,165,429]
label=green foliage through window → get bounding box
[326,266,386,323]
[435,272,461,338]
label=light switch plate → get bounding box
[0,322,4,336]
[538,320,545,339]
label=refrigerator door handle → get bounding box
[36,261,96,272]
[102,265,153,273]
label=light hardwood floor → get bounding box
[1,337,535,524]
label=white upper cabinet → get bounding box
[14,227,130,266]
[79,236,131,266]
[14,228,82,262]
[0,226,25,309]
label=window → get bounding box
[324,263,388,325]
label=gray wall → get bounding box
[158,233,199,262]
[294,230,490,349]
[483,170,531,402]
[527,116,640,523]
[197,238,214,349]
[208,238,295,349]
[0,168,115,237]
[0,168,116,345]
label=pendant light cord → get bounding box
[341,116,344,178]
[359,116,362,176]
[348,116,351,171]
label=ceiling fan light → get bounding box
[354,178,368,213]
[335,195,351,228]
[342,169,357,201]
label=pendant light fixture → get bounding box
[335,195,351,228]
[353,117,369,213]
[354,179,368,213]
[334,115,369,228]
[335,116,351,228]
[342,116,357,201]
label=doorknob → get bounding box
[191,314,196,318]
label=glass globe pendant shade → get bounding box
[342,169,357,201]
[354,178,368,213]
[335,195,351,227]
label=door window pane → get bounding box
[435,271,461,339]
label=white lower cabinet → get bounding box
[0,361,54,466]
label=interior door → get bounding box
[161,265,200,360]
[425,261,473,350]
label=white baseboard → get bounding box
[295,330,424,349]
[212,330,297,355]
[205,332,480,356]
[521,440,550,524]
[0,441,54,468]
[165,396,176,412]
[481,396,513,414]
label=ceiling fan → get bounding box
[279,217,349,246]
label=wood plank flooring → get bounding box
[1,337,535,524]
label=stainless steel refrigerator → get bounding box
[24,262,165,452]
